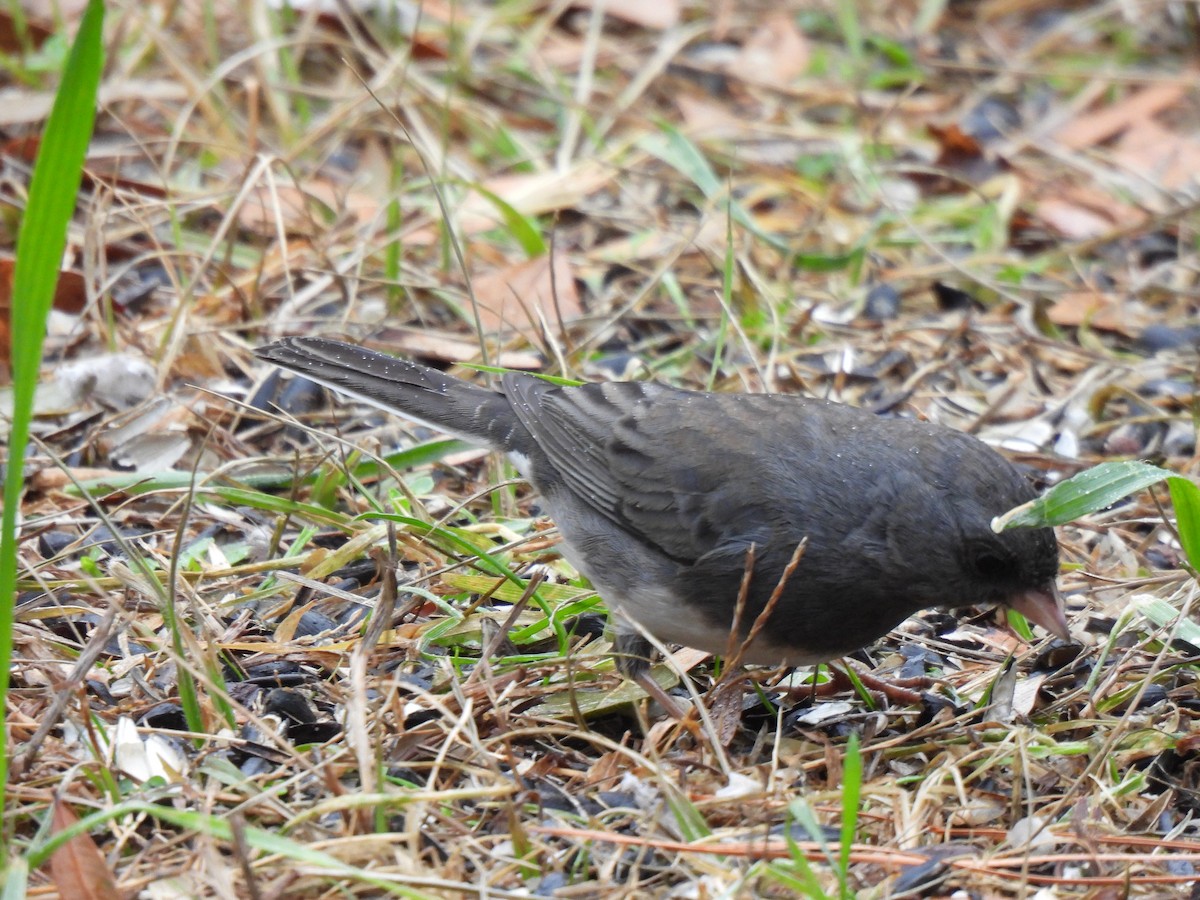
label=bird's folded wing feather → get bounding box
[503,378,783,564]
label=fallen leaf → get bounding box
[470,252,582,336]
[675,94,748,137]
[574,0,680,30]
[1032,183,1145,241]
[0,260,89,379]
[727,13,809,88]
[1033,199,1113,241]
[1054,80,1187,151]
[1112,119,1200,191]
[1047,291,1143,336]
[408,161,614,245]
[0,79,190,127]
[367,326,544,369]
[1011,672,1049,718]
[46,799,120,900]
[237,181,379,237]
[0,9,54,52]
[25,0,90,21]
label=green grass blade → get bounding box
[639,124,789,252]
[0,0,105,864]
[838,732,861,899]
[462,182,546,257]
[770,836,830,899]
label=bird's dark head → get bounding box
[955,518,1064,636]
[883,431,1065,637]
[945,439,1064,637]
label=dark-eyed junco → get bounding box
[256,337,1066,676]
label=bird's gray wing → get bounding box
[501,377,791,563]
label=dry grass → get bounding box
[5,0,1200,896]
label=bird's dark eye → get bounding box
[970,548,1012,580]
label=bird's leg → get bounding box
[770,661,932,706]
[613,631,654,680]
[614,630,690,720]
[835,661,933,703]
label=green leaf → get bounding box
[0,857,27,900]
[465,364,582,387]
[461,182,545,257]
[995,460,1174,530]
[1132,594,1200,648]
[1167,476,1200,570]
[662,780,712,843]
[639,126,721,196]
[866,35,915,67]
[64,438,473,498]
[1006,608,1034,641]
[793,248,864,273]
[838,732,861,900]
[639,124,790,252]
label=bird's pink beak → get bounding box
[1008,585,1070,640]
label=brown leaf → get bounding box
[0,80,189,127]
[407,162,614,245]
[0,259,87,313]
[236,181,379,238]
[31,467,133,492]
[708,681,746,747]
[929,122,984,162]
[1176,732,1200,756]
[1047,291,1143,337]
[24,0,90,21]
[470,252,582,336]
[1032,183,1145,241]
[727,13,809,88]
[0,133,41,162]
[573,0,680,30]
[366,326,543,369]
[1054,80,1187,151]
[585,750,627,786]
[46,799,120,900]
[0,260,88,380]
[1111,119,1200,191]
[675,94,746,136]
[0,10,54,52]
[1033,200,1113,241]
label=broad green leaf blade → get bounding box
[995,461,1174,530]
[1167,476,1200,570]
[1132,594,1200,647]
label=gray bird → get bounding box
[256,337,1066,676]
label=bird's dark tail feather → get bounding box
[255,337,520,449]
